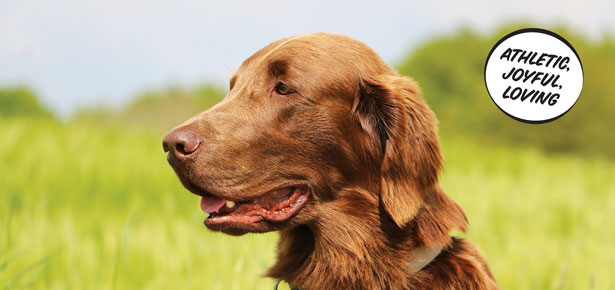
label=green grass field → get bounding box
[1,118,613,290]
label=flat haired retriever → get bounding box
[163,33,499,289]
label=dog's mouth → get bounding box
[196,184,310,226]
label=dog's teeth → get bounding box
[226,200,235,208]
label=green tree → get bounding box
[398,24,615,159]
[0,87,54,119]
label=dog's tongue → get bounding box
[200,195,226,213]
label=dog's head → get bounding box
[163,33,453,236]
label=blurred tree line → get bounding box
[0,84,226,132]
[71,85,225,131]
[1,24,613,158]
[398,24,614,159]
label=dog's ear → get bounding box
[352,74,443,227]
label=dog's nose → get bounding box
[163,128,201,159]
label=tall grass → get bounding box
[0,118,613,289]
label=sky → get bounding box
[1,0,613,117]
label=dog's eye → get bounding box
[274,82,292,95]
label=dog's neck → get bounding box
[266,194,458,289]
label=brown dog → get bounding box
[163,33,499,289]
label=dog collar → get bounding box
[274,280,300,290]
[406,243,444,273]
[273,244,444,289]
